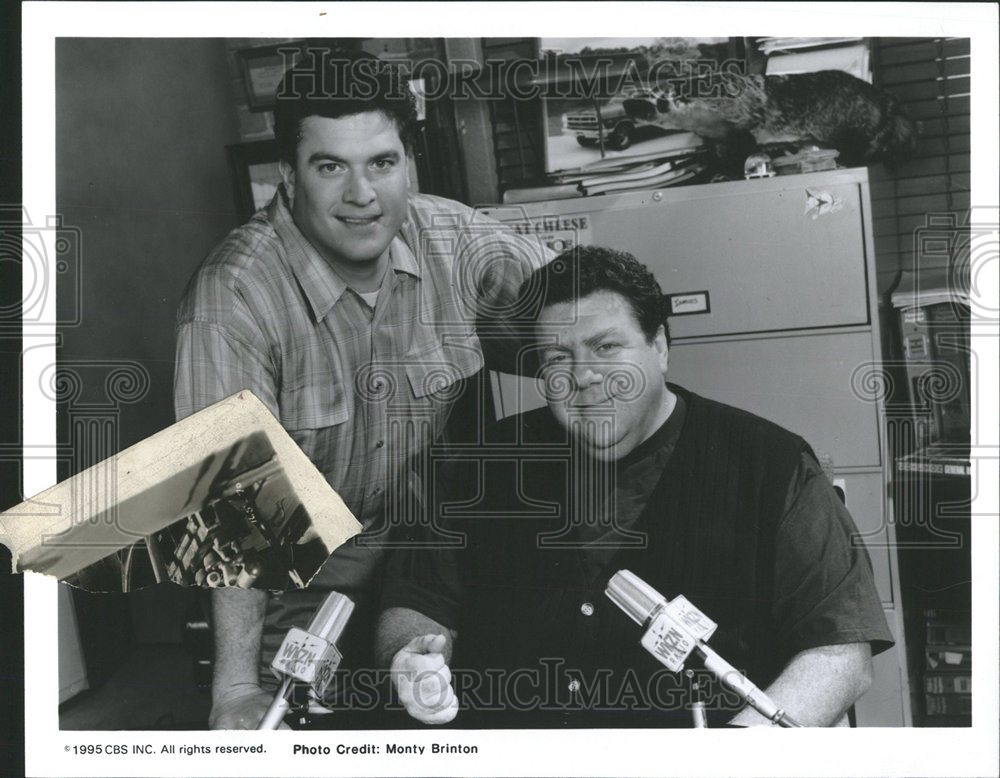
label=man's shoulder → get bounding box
[406,193,477,226]
[178,213,284,315]
[673,384,810,451]
[195,213,283,281]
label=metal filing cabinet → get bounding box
[483,167,911,727]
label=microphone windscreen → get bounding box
[308,591,354,643]
[605,569,666,626]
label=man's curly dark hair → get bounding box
[515,245,671,345]
[273,47,419,165]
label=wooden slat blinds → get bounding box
[869,37,971,288]
[481,38,545,192]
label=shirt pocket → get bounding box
[278,380,351,431]
[405,332,484,400]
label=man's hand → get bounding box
[391,634,458,725]
[208,684,288,730]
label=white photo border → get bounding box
[21,3,999,777]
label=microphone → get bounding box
[257,591,354,730]
[605,569,801,727]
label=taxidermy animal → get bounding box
[624,70,917,170]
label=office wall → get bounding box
[56,38,242,454]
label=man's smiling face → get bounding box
[281,111,409,274]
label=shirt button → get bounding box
[580,602,595,617]
[372,487,382,496]
[375,440,385,448]
[567,679,581,693]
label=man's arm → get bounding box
[376,606,459,725]
[466,223,553,376]
[728,642,873,727]
[206,588,285,729]
[175,299,280,729]
[174,319,279,421]
[744,450,891,727]
[375,454,469,725]
[375,606,455,667]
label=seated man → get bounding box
[376,246,893,728]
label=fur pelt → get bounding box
[627,70,917,169]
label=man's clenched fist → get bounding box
[391,634,459,724]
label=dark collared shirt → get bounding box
[383,386,893,725]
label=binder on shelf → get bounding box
[924,693,972,717]
[896,447,971,477]
[924,672,971,695]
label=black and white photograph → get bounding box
[537,37,724,174]
[144,430,328,592]
[6,3,998,777]
[2,389,359,594]
[20,427,320,591]
[39,427,333,593]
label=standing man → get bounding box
[175,48,545,728]
[377,246,893,728]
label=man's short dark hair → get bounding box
[273,48,419,165]
[516,245,670,344]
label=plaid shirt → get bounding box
[175,188,546,530]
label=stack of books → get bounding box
[503,142,709,204]
[564,155,707,197]
[923,609,972,725]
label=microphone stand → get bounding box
[684,669,708,728]
[258,678,327,730]
[258,677,293,730]
[691,643,801,728]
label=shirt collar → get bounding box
[388,230,421,280]
[268,185,421,323]
[616,390,687,470]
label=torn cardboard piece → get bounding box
[0,391,361,592]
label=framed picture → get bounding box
[538,37,733,174]
[226,140,282,219]
[236,42,306,111]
